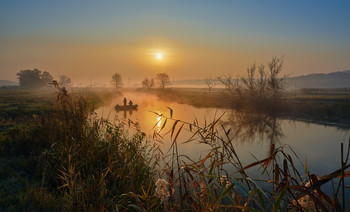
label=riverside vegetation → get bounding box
[1,57,350,211]
[140,57,350,127]
[0,85,349,211]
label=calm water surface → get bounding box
[96,91,350,178]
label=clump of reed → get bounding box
[0,84,161,211]
[145,108,350,211]
[35,83,160,211]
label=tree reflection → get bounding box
[224,111,284,147]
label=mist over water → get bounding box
[96,91,350,177]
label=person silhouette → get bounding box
[129,100,133,106]
[61,87,67,95]
[123,97,127,106]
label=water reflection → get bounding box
[225,111,283,146]
[95,91,350,177]
[121,109,135,119]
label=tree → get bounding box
[156,73,171,89]
[218,56,284,110]
[142,78,155,89]
[41,71,54,87]
[112,73,123,89]
[205,77,215,93]
[16,69,53,89]
[267,56,284,101]
[59,75,72,87]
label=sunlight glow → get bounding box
[156,53,163,60]
[146,48,171,66]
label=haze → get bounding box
[1,1,350,86]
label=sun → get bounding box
[156,52,163,60]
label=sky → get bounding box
[1,1,350,86]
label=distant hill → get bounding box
[172,79,207,88]
[170,70,350,89]
[284,70,350,89]
[0,80,18,87]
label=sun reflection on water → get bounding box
[156,114,162,129]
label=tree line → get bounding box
[15,68,170,90]
[112,72,171,89]
[16,69,71,90]
[142,73,171,89]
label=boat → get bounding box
[114,104,138,111]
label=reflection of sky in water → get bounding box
[95,91,350,179]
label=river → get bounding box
[95,91,350,180]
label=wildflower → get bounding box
[155,179,174,202]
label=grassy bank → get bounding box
[0,88,157,211]
[0,88,118,118]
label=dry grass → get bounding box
[147,108,350,211]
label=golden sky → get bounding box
[1,1,350,86]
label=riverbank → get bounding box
[0,88,119,118]
[136,87,350,127]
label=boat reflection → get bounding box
[120,109,135,119]
[114,104,138,119]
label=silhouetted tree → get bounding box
[41,71,54,87]
[205,77,215,93]
[218,56,284,111]
[112,73,123,89]
[267,56,284,101]
[16,69,53,89]
[142,78,155,89]
[156,73,171,89]
[59,75,72,87]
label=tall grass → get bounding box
[0,86,161,211]
[1,86,349,211]
[39,85,161,211]
[149,108,350,211]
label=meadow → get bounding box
[0,87,349,211]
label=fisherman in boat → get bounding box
[115,98,137,111]
[61,87,67,95]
